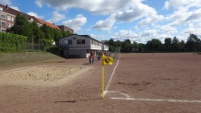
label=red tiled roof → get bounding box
[0,4,28,17]
[0,4,60,30]
[34,17,60,30]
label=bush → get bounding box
[0,32,27,52]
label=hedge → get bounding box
[0,32,27,52]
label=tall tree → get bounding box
[8,14,32,39]
[122,39,132,53]
[132,41,138,52]
[185,34,201,51]
[138,43,145,52]
[164,38,172,51]
[178,40,185,52]
[146,39,162,52]
[172,36,179,51]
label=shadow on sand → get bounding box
[54,97,102,103]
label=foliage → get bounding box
[122,39,132,53]
[146,39,162,52]
[105,34,200,53]
[6,14,72,51]
[185,34,201,52]
[0,32,27,52]
[7,14,32,39]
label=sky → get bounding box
[1,0,201,43]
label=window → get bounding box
[8,23,11,27]
[68,40,72,45]
[11,17,14,21]
[77,40,82,44]
[77,39,85,44]
[7,16,11,20]
[1,21,6,26]
[82,39,85,44]
[1,14,6,19]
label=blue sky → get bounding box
[1,0,201,43]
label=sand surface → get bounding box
[0,65,92,86]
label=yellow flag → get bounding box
[102,54,113,65]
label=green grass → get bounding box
[0,52,64,68]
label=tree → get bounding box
[138,43,145,52]
[53,29,63,47]
[8,14,32,39]
[31,21,45,43]
[132,41,138,52]
[122,39,132,53]
[164,38,172,51]
[172,36,179,51]
[178,40,185,52]
[62,30,71,37]
[185,34,201,52]
[146,39,162,52]
[108,39,115,52]
[115,40,122,48]
[40,24,55,51]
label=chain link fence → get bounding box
[25,40,44,52]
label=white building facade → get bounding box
[0,6,15,32]
[59,34,109,58]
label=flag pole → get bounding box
[101,64,104,99]
[101,54,113,99]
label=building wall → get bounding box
[59,35,108,58]
[0,7,15,32]
[58,25,74,34]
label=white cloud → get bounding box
[42,0,142,15]
[183,27,201,36]
[90,34,105,41]
[27,12,44,19]
[111,30,138,41]
[10,6,20,11]
[199,22,201,27]
[114,1,163,24]
[35,0,43,8]
[158,25,177,34]
[140,29,157,38]
[0,0,20,11]
[0,0,11,5]
[163,5,201,33]
[110,28,179,44]
[62,14,87,32]
[47,10,65,23]
[137,14,163,27]
[163,0,201,10]
[185,8,201,22]
[91,15,115,31]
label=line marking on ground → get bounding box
[111,97,201,103]
[104,54,121,96]
[123,69,167,71]
[108,91,130,98]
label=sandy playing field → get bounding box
[0,53,201,113]
[0,65,91,86]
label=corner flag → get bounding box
[102,54,113,65]
[101,54,114,99]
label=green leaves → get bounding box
[0,32,27,52]
[7,14,73,50]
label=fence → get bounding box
[25,41,44,52]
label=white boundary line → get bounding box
[107,91,130,98]
[105,54,201,104]
[111,97,201,103]
[104,54,121,96]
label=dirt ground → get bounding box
[0,53,201,113]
